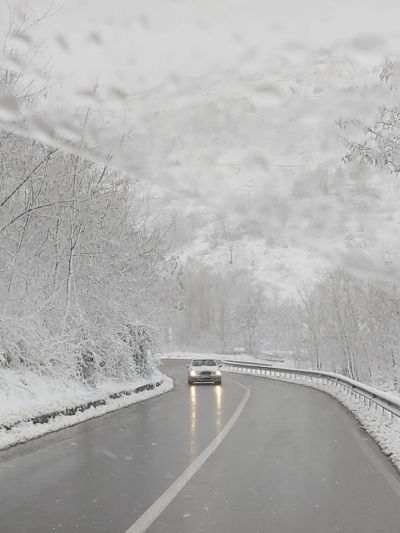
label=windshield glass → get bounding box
[2,2,400,532]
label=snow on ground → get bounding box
[0,367,173,450]
[161,352,296,367]
[161,352,260,363]
[293,379,400,473]
[327,386,400,472]
[224,367,400,472]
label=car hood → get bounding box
[190,366,218,371]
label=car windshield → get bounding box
[2,2,400,532]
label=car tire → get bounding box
[215,380,222,385]
[188,380,194,385]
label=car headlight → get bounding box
[190,370,197,377]
[216,370,221,376]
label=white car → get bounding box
[187,359,222,385]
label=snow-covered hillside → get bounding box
[124,56,400,293]
[177,223,327,299]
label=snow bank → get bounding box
[0,367,173,450]
[161,351,261,363]
[161,352,205,359]
[285,378,400,472]
[323,385,400,471]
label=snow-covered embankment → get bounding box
[0,368,173,450]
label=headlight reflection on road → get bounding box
[215,384,222,432]
[189,385,197,460]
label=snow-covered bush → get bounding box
[0,130,178,384]
[117,323,158,379]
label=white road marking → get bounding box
[125,380,250,533]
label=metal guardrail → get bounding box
[221,360,400,422]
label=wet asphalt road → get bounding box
[1,359,400,533]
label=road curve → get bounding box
[1,360,400,533]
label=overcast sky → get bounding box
[4,0,400,105]
[3,0,400,280]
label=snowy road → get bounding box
[1,360,400,533]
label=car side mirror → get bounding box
[186,365,190,368]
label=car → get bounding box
[187,358,222,385]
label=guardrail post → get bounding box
[222,363,400,424]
